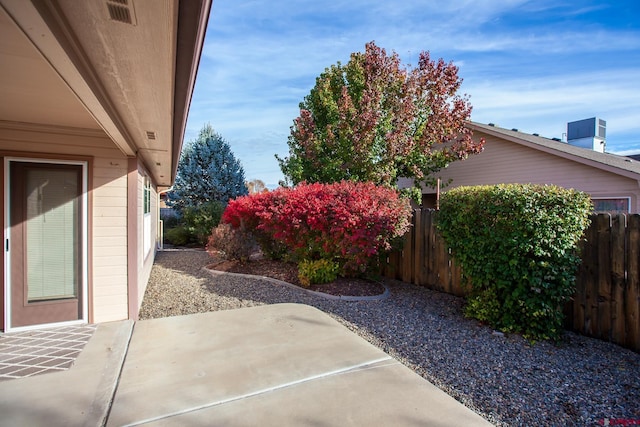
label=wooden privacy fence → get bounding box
[382,210,640,352]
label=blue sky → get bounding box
[184,1,640,188]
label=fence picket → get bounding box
[401,216,414,283]
[426,210,437,286]
[596,214,612,341]
[420,209,430,286]
[414,209,425,286]
[611,215,626,344]
[626,215,640,350]
[578,217,598,335]
[451,258,464,297]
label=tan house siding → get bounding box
[422,130,640,213]
[136,163,158,315]
[125,159,159,320]
[0,124,130,323]
[93,157,129,323]
[1,0,211,329]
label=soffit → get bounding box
[0,7,98,130]
[0,0,184,185]
[54,0,178,184]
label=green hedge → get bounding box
[164,201,225,247]
[436,184,592,341]
[182,200,225,245]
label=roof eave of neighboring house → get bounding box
[467,121,640,184]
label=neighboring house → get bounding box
[403,121,640,214]
[0,1,211,331]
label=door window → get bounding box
[25,167,80,301]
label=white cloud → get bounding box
[465,68,640,149]
[185,0,640,186]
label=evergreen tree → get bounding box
[167,124,248,213]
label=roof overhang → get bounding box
[0,0,211,186]
[467,122,640,183]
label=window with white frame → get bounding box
[592,197,630,214]
[144,176,151,214]
[143,175,152,257]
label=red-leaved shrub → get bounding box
[222,181,412,275]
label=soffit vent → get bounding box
[106,0,137,25]
[145,131,157,140]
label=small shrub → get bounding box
[464,287,502,325]
[182,200,226,245]
[165,226,190,246]
[207,223,256,261]
[255,233,289,261]
[297,259,339,287]
[437,184,592,341]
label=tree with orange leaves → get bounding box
[277,41,484,201]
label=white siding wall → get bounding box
[421,132,640,213]
[0,125,129,322]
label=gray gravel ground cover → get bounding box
[140,250,640,426]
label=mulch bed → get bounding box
[208,258,385,297]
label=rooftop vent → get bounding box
[511,128,518,132]
[567,117,606,153]
[552,138,561,141]
[533,133,539,136]
[488,123,495,127]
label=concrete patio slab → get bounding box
[107,304,490,426]
[0,319,133,427]
[148,360,486,426]
[0,304,491,426]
